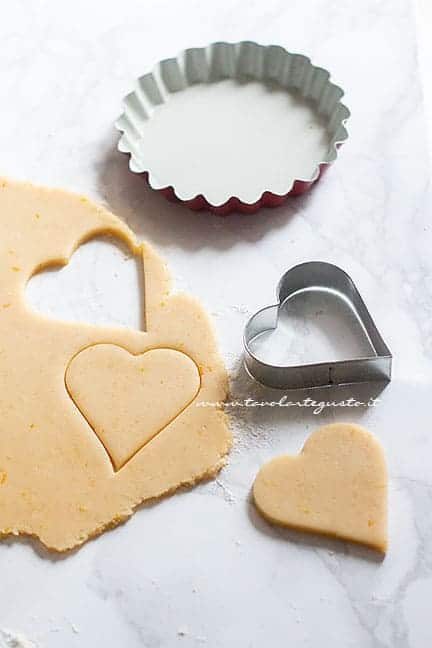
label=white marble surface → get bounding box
[1,1,432,646]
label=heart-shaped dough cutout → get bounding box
[253,423,387,552]
[66,345,200,470]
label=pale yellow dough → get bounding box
[0,178,231,551]
[253,423,388,552]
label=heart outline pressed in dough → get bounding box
[253,423,388,552]
[65,344,201,471]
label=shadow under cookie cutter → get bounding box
[243,262,392,390]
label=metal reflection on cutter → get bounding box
[243,262,392,390]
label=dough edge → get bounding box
[0,177,232,552]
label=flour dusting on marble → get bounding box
[0,629,38,648]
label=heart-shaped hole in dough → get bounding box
[26,235,144,331]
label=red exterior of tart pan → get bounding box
[157,162,331,215]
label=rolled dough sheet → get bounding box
[253,423,388,552]
[0,178,231,552]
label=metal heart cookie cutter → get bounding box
[243,262,392,390]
